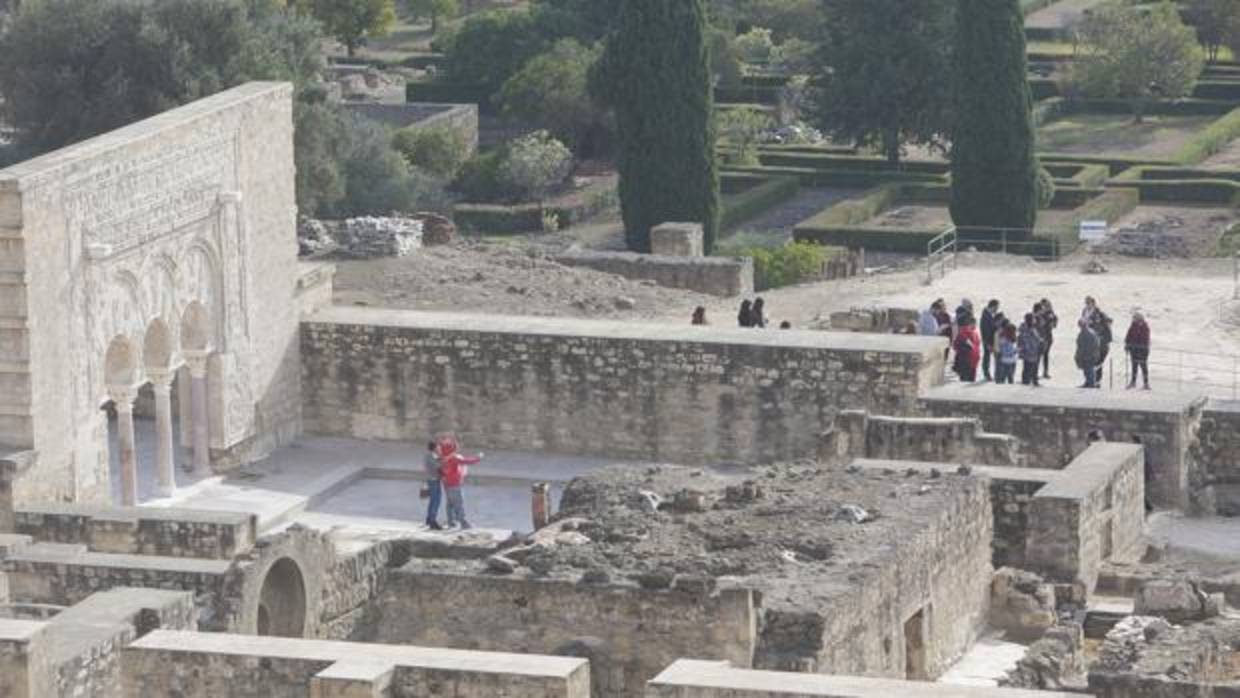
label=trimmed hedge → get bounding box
[720,174,800,229]
[1193,81,1240,101]
[753,144,858,155]
[1109,178,1240,205]
[1040,153,1177,176]
[724,165,945,188]
[1029,77,1060,100]
[1044,163,1110,188]
[454,180,619,234]
[795,224,942,253]
[756,151,950,174]
[715,85,782,105]
[1169,107,1240,165]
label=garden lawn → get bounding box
[1037,114,1217,158]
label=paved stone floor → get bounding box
[1148,511,1240,562]
[937,632,1028,687]
[111,424,637,538]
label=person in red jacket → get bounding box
[1124,312,1151,390]
[952,314,981,382]
[437,436,484,529]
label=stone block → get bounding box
[650,222,704,257]
[1133,578,1209,624]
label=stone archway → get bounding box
[142,319,178,497]
[256,557,307,638]
[104,336,140,506]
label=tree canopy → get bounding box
[1067,2,1203,122]
[594,0,719,253]
[295,0,395,57]
[499,38,611,157]
[950,0,1039,237]
[809,0,954,164]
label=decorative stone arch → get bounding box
[256,558,307,638]
[180,301,212,354]
[221,526,331,638]
[142,319,175,374]
[103,335,140,390]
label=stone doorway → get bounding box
[904,607,927,680]
[256,558,307,638]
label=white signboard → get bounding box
[1079,220,1108,242]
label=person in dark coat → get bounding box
[752,297,768,328]
[979,299,1001,382]
[692,306,708,325]
[933,300,953,362]
[1035,299,1058,379]
[737,300,753,328]
[1018,313,1043,387]
[1076,319,1101,388]
[1125,311,1151,390]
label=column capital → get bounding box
[107,386,137,410]
[183,351,211,378]
[148,369,175,391]
[218,190,243,206]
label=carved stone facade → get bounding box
[0,82,302,506]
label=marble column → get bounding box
[186,354,211,477]
[150,370,176,497]
[110,387,138,506]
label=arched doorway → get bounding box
[142,319,179,497]
[256,558,307,638]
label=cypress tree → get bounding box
[949,0,1038,238]
[594,0,719,253]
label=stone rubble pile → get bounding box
[299,215,454,259]
[1132,577,1226,624]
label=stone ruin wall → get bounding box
[364,568,756,698]
[300,308,945,466]
[553,251,755,298]
[0,81,302,506]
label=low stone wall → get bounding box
[301,309,944,465]
[121,629,591,697]
[1193,401,1240,515]
[647,659,1081,698]
[1026,443,1146,596]
[297,262,336,318]
[0,618,50,698]
[343,102,479,154]
[921,384,1202,510]
[0,455,14,533]
[365,565,756,698]
[554,251,754,298]
[826,411,1021,466]
[14,504,256,559]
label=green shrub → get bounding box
[1170,107,1240,165]
[793,225,941,253]
[717,240,830,290]
[437,8,547,95]
[1217,222,1240,256]
[1113,178,1240,204]
[392,126,470,179]
[454,149,506,202]
[497,130,573,202]
[1036,165,1057,209]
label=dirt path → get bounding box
[1025,0,1107,29]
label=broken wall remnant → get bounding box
[554,251,754,297]
[990,567,1057,642]
[301,309,945,465]
[361,464,992,696]
[1025,443,1146,597]
[1088,616,1240,697]
[921,384,1201,510]
[650,222,704,258]
[1001,623,1085,691]
[825,410,1022,466]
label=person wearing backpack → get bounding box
[1018,313,1043,387]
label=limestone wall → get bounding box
[0,82,302,505]
[921,384,1201,510]
[1026,443,1146,595]
[648,659,1083,698]
[775,477,992,680]
[121,629,591,698]
[554,251,753,297]
[301,309,944,465]
[826,411,1021,466]
[366,567,757,698]
[1193,401,1240,515]
[13,504,255,559]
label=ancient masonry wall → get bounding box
[825,411,1021,467]
[300,309,945,465]
[1193,401,1240,515]
[554,251,754,298]
[921,385,1201,510]
[1026,443,1146,595]
[0,82,302,505]
[776,477,992,680]
[365,568,757,698]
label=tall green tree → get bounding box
[404,0,456,32]
[1186,0,1240,63]
[810,0,954,165]
[950,0,1038,237]
[1067,2,1203,123]
[593,0,719,253]
[296,0,395,56]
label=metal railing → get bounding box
[1105,347,1240,400]
[926,225,957,282]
